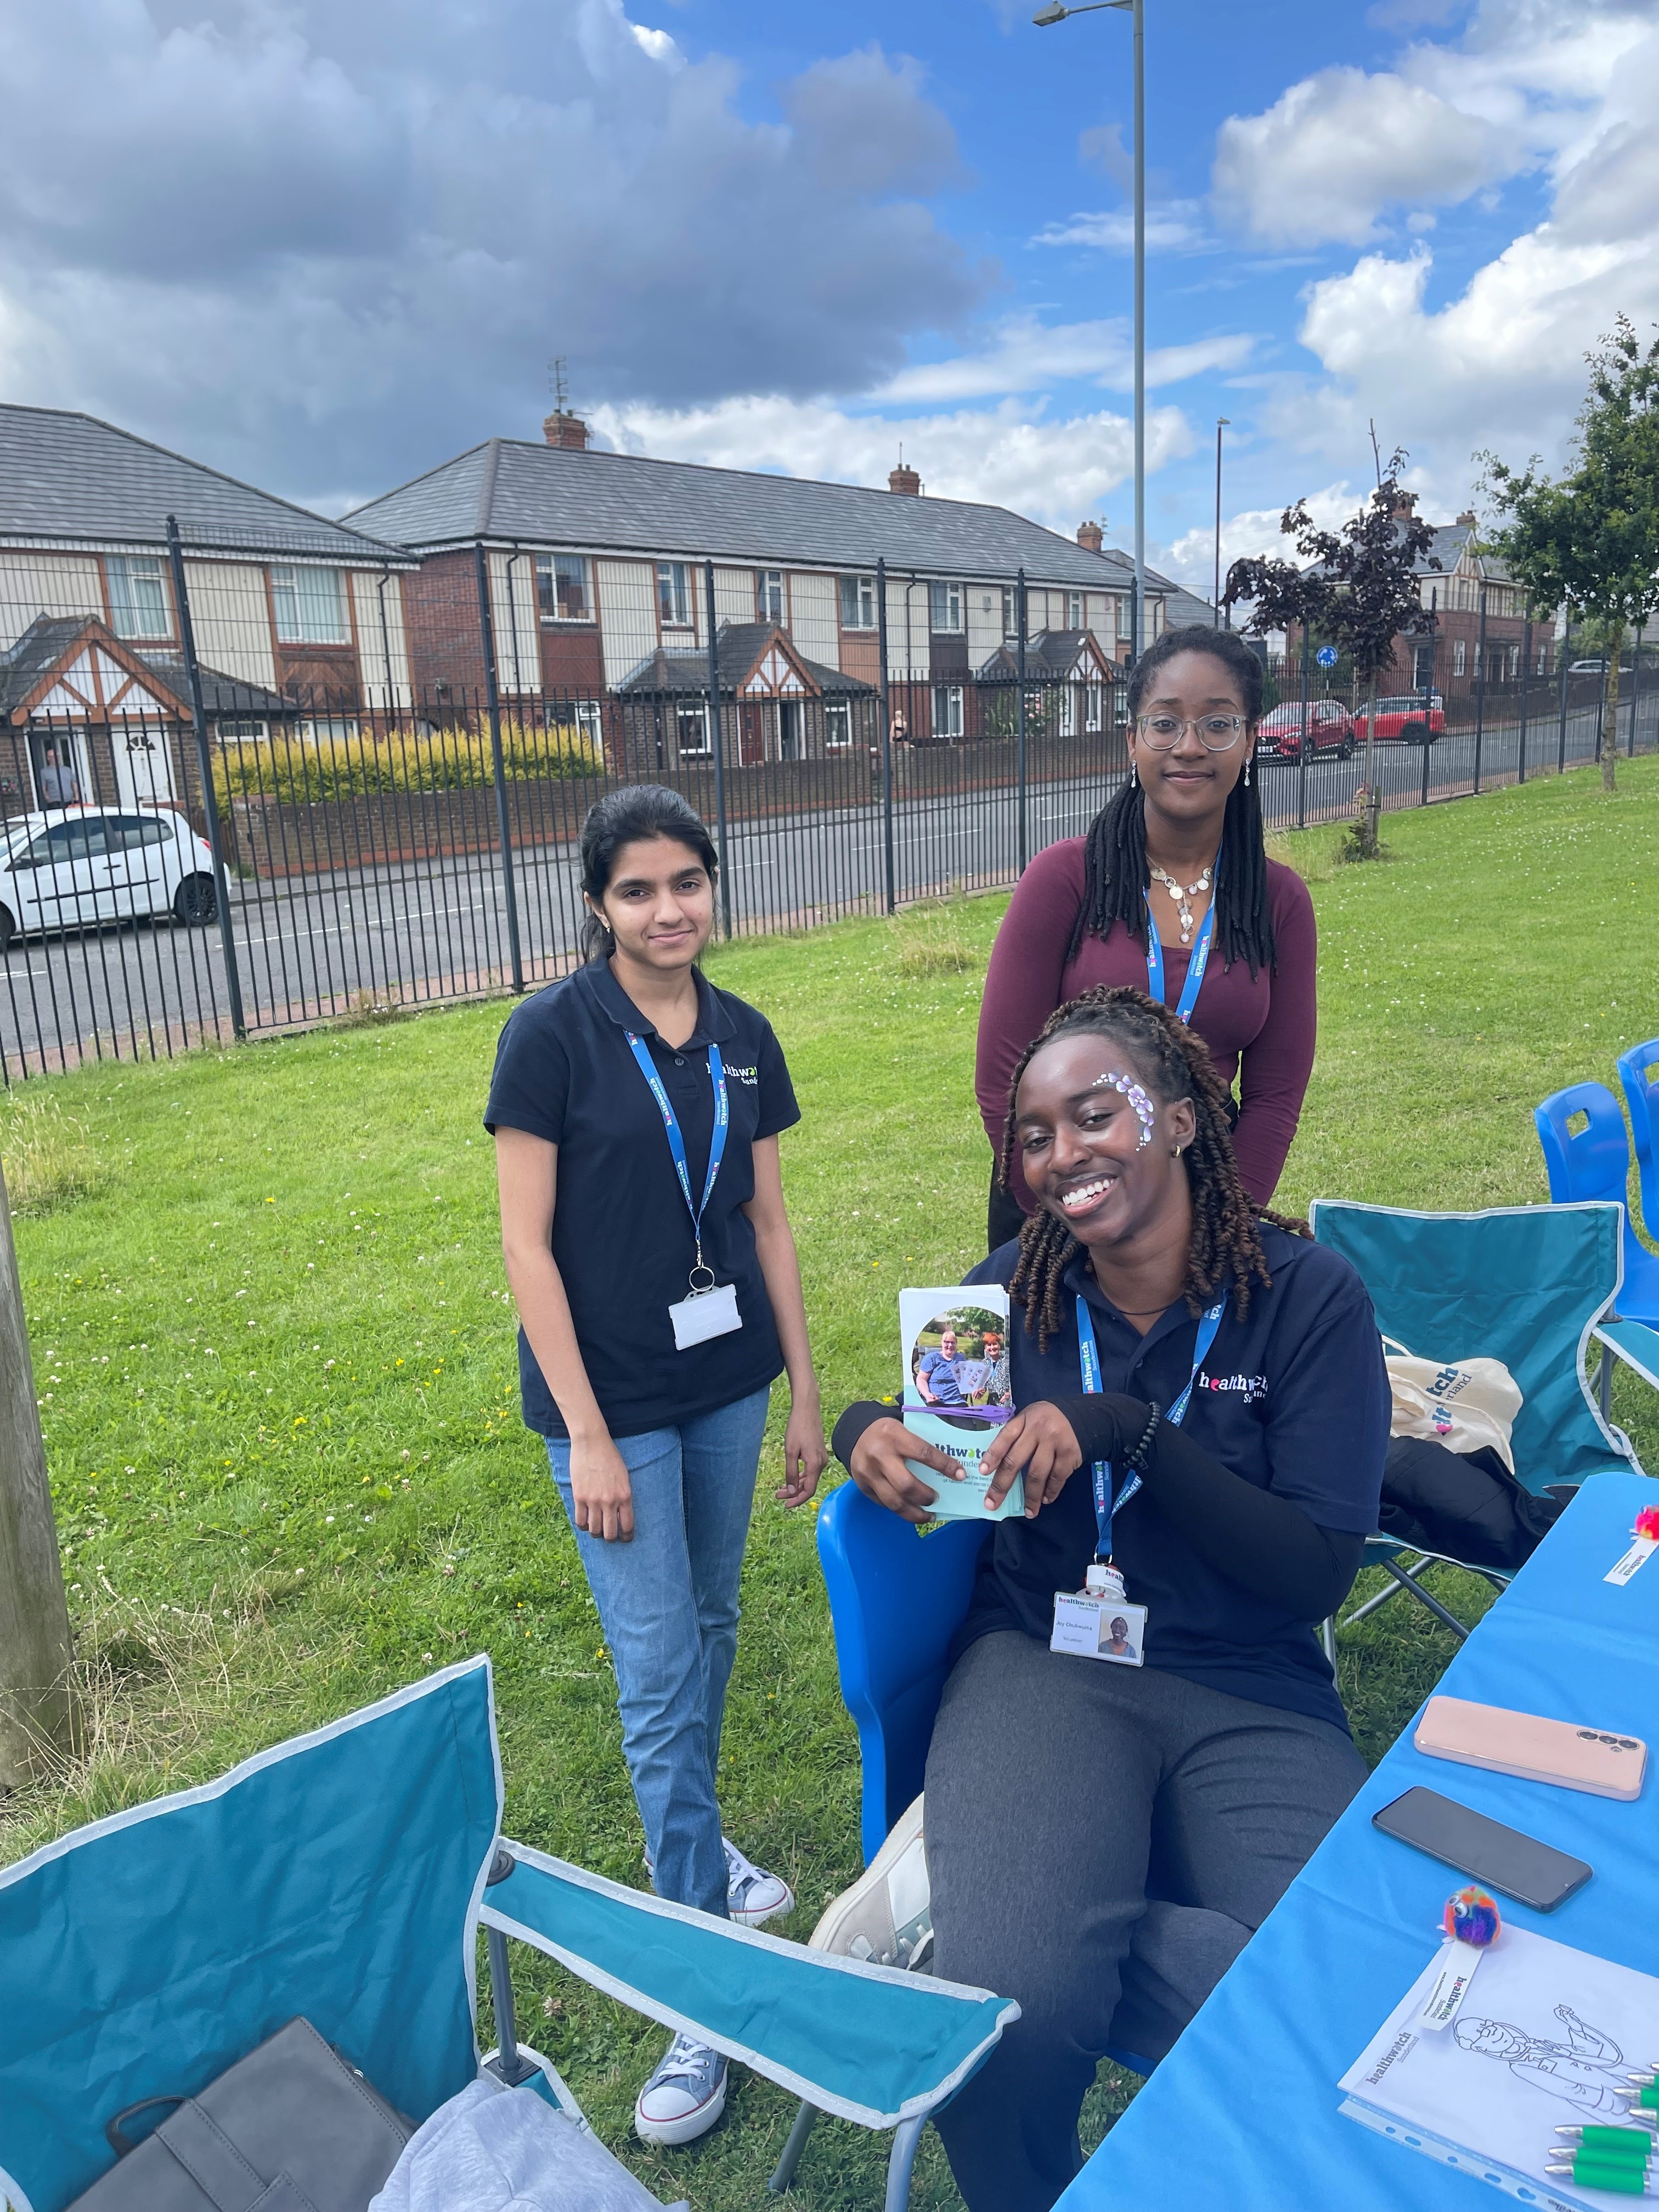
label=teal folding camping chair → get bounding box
[0,1655,1016,2212]
[1310,1199,1644,1644]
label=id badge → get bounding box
[1050,1590,1148,1667]
[669,1279,743,1351]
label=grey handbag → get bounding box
[69,2015,413,2212]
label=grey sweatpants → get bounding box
[925,1630,1367,2212]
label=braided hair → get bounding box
[997,985,1311,1351]
[1068,626,1274,977]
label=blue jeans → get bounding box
[545,1384,771,1917]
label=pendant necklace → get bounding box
[1147,859,1212,944]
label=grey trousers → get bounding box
[925,1630,1367,2212]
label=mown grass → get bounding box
[4,758,1658,2209]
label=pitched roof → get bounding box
[618,621,874,698]
[345,436,1195,597]
[0,615,291,721]
[0,405,411,566]
[975,628,1118,680]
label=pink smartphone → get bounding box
[1415,1696,1646,1801]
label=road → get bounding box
[3,691,1650,1075]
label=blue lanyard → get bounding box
[1076,1293,1226,1560]
[1143,849,1221,1026]
[624,1032,729,1266]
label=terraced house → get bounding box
[0,405,413,818]
[347,410,1207,771]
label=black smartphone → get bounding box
[1372,1786,1593,1911]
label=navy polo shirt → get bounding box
[958,1224,1387,1731]
[484,961,799,1440]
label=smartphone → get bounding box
[1415,1696,1646,1802]
[1372,1786,1593,1911]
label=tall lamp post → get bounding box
[1034,0,1144,657]
[1214,417,1229,627]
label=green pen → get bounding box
[1545,2159,1658,2194]
[1555,2126,1655,2159]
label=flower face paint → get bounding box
[1090,1069,1156,1150]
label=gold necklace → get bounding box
[1147,860,1212,944]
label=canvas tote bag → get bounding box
[1383,1338,1523,1474]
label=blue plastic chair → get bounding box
[1534,1081,1659,1326]
[1310,1198,1644,1643]
[1618,1038,1659,1238]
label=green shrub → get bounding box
[215,718,602,807]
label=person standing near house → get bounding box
[488,783,828,2147]
[977,626,1316,1246]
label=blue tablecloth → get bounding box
[1060,1470,1659,2210]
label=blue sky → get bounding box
[3,0,1656,591]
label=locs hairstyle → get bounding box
[998,984,1311,1351]
[1068,625,1274,978]
[577,784,720,961]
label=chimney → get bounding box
[1076,520,1104,554]
[1456,509,1477,529]
[543,410,590,450]
[888,458,921,496]
[1387,488,1418,519]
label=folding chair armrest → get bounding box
[1596,1317,1659,1392]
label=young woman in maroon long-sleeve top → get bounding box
[977,625,1316,1248]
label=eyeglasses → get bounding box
[1135,713,1248,752]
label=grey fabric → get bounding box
[70,2017,408,2212]
[924,1631,1367,2212]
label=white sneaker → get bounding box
[723,1837,794,1927]
[809,1792,932,1969]
[633,2032,728,2145]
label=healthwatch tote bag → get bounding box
[1383,1344,1522,1474]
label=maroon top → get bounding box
[975,840,1317,1207]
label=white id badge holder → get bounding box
[669,1269,742,1351]
[1051,1562,1147,1667]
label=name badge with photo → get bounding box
[1050,1591,1148,1667]
[669,1280,743,1350]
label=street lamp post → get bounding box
[1214,417,1229,627]
[1035,0,1144,658]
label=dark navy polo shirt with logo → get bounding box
[484,961,800,1440]
[957,1223,1387,1731]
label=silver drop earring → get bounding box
[1130,754,1138,786]
[1244,749,1252,787]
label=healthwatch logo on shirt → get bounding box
[724,1064,759,1086]
[1198,1370,1267,1404]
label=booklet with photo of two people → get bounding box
[900,1287,1025,1521]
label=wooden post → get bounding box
[0,1152,74,1786]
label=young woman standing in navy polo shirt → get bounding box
[834,985,1388,2212]
[488,786,827,2147]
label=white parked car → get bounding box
[0,808,219,952]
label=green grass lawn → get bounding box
[5,758,1659,2209]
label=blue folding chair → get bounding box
[816,1481,1160,2079]
[1535,1080,1659,1409]
[0,1656,1017,2212]
[1310,1199,1644,1643]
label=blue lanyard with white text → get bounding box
[1075,1293,1226,1561]
[624,1032,728,1265]
[1143,849,1221,1026]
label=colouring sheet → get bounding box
[1341,1925,1659,2204]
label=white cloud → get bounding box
[1156,483,1369,601]
[1032,202,1214,255]
[588,393,1195,529]
[874,315,1252,403]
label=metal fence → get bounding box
[0,524,1652,1082]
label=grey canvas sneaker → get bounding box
[808,1792,932,1970]
[634,2032,729,2145]
[723,1837,794,1927]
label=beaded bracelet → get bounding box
[1121,1402,1162,1470]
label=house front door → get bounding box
[29,727,87,809]
[777,700,804,761]
[112,717,178,809]
[738,702,764,766]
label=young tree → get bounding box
[1483,317,1659,793]
[1224,456,1440,856]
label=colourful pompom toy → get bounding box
[1443,1887,1502,1948]
[1635,1506,1659,1542]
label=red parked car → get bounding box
[1352,693,1445,744]
[1256,699,1355,758]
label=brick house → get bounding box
[346,413,1211,768]
[0,405,413,816]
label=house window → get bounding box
[1454,639,1466,676]
[1067,592,1084,630]
[297,716,358,745]
[535,554,592,622]
[1001,586,1019,642]
[929,581,962,634]
[1537,644,1549,675]
[825,702,853,749]
[931,683,963,738]
[215,716,269,743]
[1412,644,1436,691]
[550,699,603,751]
[1085,682,1104,732]
[657,562,691,628]
[676,701,712,757]
[839,574,877,630]
[105,554,170,640]
[271,565,349,645]
[756,569,785,623]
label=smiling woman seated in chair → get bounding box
[832,986,1390,2212]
